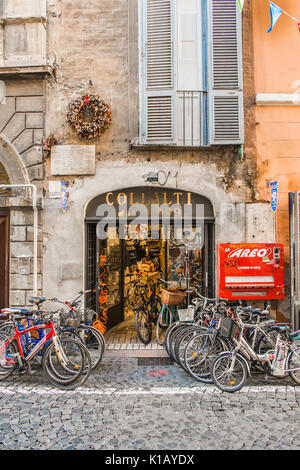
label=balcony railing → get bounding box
[177,90,207,147]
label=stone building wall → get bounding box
[0,78,45,306]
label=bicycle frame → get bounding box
[229,321,300,375]
[0,320,68,367]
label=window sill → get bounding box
[130,143,211,151]
[0,65,54,78]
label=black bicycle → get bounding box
[134,279,162,345]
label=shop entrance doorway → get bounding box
[85,188,215,349]
[0,211,9,309]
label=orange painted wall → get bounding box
[252,0,300,259]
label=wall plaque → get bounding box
[50,145,96,176]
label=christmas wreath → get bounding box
[66,94,112,139]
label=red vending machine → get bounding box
[218,243,285,300]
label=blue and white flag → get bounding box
[270,181,278,212]
[267,2,282,33]
[60,181,68,214]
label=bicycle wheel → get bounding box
[257,328,282,354]
[175,325,207,371]
[42,337,92,390]
[76,325,105,370]
[0,321,15,337]
[168,323,190,362]
[210,352,248,392]
[164,322,182,357]
[0,334,17,380]
[156,305,173,346]
[184,333,225,383]
[135,309,152,345]
[288,346,300,385]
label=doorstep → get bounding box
[105,349,169,357]
[105,344,169,358]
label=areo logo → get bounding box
[0,80,6,105]
[228,247,272,258]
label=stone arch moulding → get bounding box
[0,133,29,185]
[84,186,215,220]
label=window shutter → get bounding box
[208,0,244,144]
[140,0,176,144]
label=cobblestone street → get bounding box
[0,356,299,451]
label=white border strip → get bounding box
[0,384,299,396]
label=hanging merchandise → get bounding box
[92,249,109,334]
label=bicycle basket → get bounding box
[178,306,196,322]
[161,288,186,306]
[219,317,238,339]
[60,311,81,328]
[81,308,96,323]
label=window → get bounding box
[139,0,244,147]
[0,0,47,68]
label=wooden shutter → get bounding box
[208,0,244,144]
[140,0,176,144]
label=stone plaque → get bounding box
[50,145,96,176]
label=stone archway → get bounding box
[84,187,216,337]
[0,133,29,185]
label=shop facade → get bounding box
[1,0,299,344]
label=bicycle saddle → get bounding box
[28,296,46,305]
[1,308,34,317]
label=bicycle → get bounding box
[134,279,162,345]
[156,279,187,345]
[182,308,229,383]
[0,309,92,390]
[210,310,300,392]
[42,290,106,370]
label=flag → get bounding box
[237,0,244,12]
[270,181,278,212]
[267,2,282,33]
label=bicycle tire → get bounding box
[288,346,300,385]
[210,352,248,392]
[135,309,152,345]
[0,334,17,380]
[43,337,86,382]
[184,333,225,383]
[164,322,182,357]
[168,323,192,363]
[42,338,92,389]
[175,326,207,371]
[156,305,173,346]
[76,325,105,370]
[0,321,15,337]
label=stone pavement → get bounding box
[0,356,300,450]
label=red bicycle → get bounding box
[0,309,92,390]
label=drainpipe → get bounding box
[0,184,38,297]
